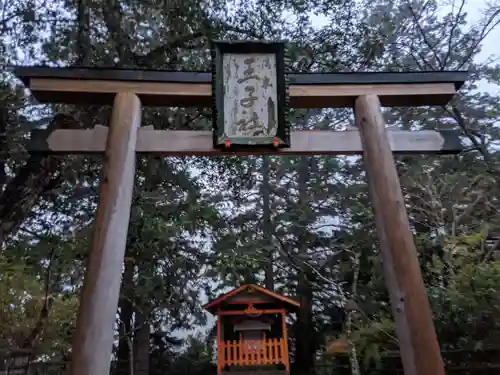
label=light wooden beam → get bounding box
[355,94,445,375]
[14,67,468,108]
[27,126,463,155]
[70,93,141,375]
[27,78,456,108]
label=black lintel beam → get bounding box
[12,66,468,89]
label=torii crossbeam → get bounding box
[16,66,465,155]
[14,60,467,375]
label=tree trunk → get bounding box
[134,310,150,375]
[75,0,90,66]
[294,273,314,375]
[134,258,150,375]
[293,157,315,375]
[346,254,361,375]
[262,156,274,291]
[0,114,82,244]
[116,262,134,375]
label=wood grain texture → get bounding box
[355,94,445,375]
[70,93,141,375]
[222,53,278,138]
[27,78,457,108]
[28,127,463,155]
[366,168,418,375]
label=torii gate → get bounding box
[14,41,467,375]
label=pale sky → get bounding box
[459,1,500,94]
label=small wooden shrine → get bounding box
[203,284,300,375]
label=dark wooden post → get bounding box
[216,310,222,375]
[354,94,445,375]
[70,92,141,375]
[281,309,290,374]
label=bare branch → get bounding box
[442,0,467,68]
[407,3,443,69]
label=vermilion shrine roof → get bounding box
[203,284,300,314]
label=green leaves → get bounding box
[0,0,500,373]
[0,255,78,356]
[428,260,500,350]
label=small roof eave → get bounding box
[203,284,300,315]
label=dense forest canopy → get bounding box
[1,0,500,374]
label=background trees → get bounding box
[1,0,500,374]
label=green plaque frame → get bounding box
[211,40,290,150]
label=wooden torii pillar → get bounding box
[14,62,467,375]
